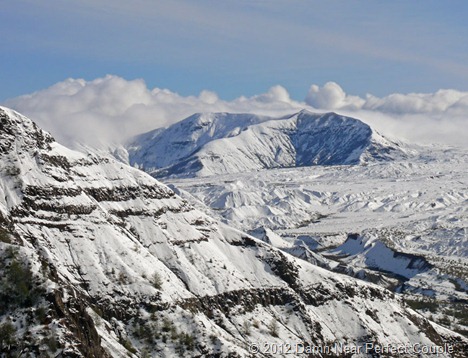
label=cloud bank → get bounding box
[4,76,468,149]
[306,82,468,115]
[4,76,302,147]
[305,82,468,147]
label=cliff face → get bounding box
[0,106,466,357]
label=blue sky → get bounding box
[1,0,467,101]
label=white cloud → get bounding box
[4,75,302,147]
[306,82,468,116]
[253,85,291,103]
[198,90,219,104]
[304,82,468,147]
[4,75,468,149]
[362,90,468,115]
[305,82,364,110]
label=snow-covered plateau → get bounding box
[0,106,467,357]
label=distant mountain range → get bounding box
[127,110,412,178]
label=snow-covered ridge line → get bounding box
[127,109,413,178]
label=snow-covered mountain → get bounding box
[127,110,411,178]
[1,107,467,356]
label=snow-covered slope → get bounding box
[1,107,467,356]
[167,146,468,338]
[127,110,411,178]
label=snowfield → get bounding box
[166,146,468,337]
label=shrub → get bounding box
[0,228,11,244]
[0,321,16,351]
[242,320,251,335]
[140,348,151,358]
[43,335,59,352]
[152,272,163,290]
[35,306,48,324]
[268,319,279,337]
[0,248,44,314]
[122,338,137,354]
[118,272,127,285]
[180,333,195,350]
[161,318,172,332]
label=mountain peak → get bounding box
[0,106,54,153]
[296,108,320,116]
[128,111,411,178]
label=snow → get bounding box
[127,110,411,178]
[1,106,467,357]
[160,121,468,330]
